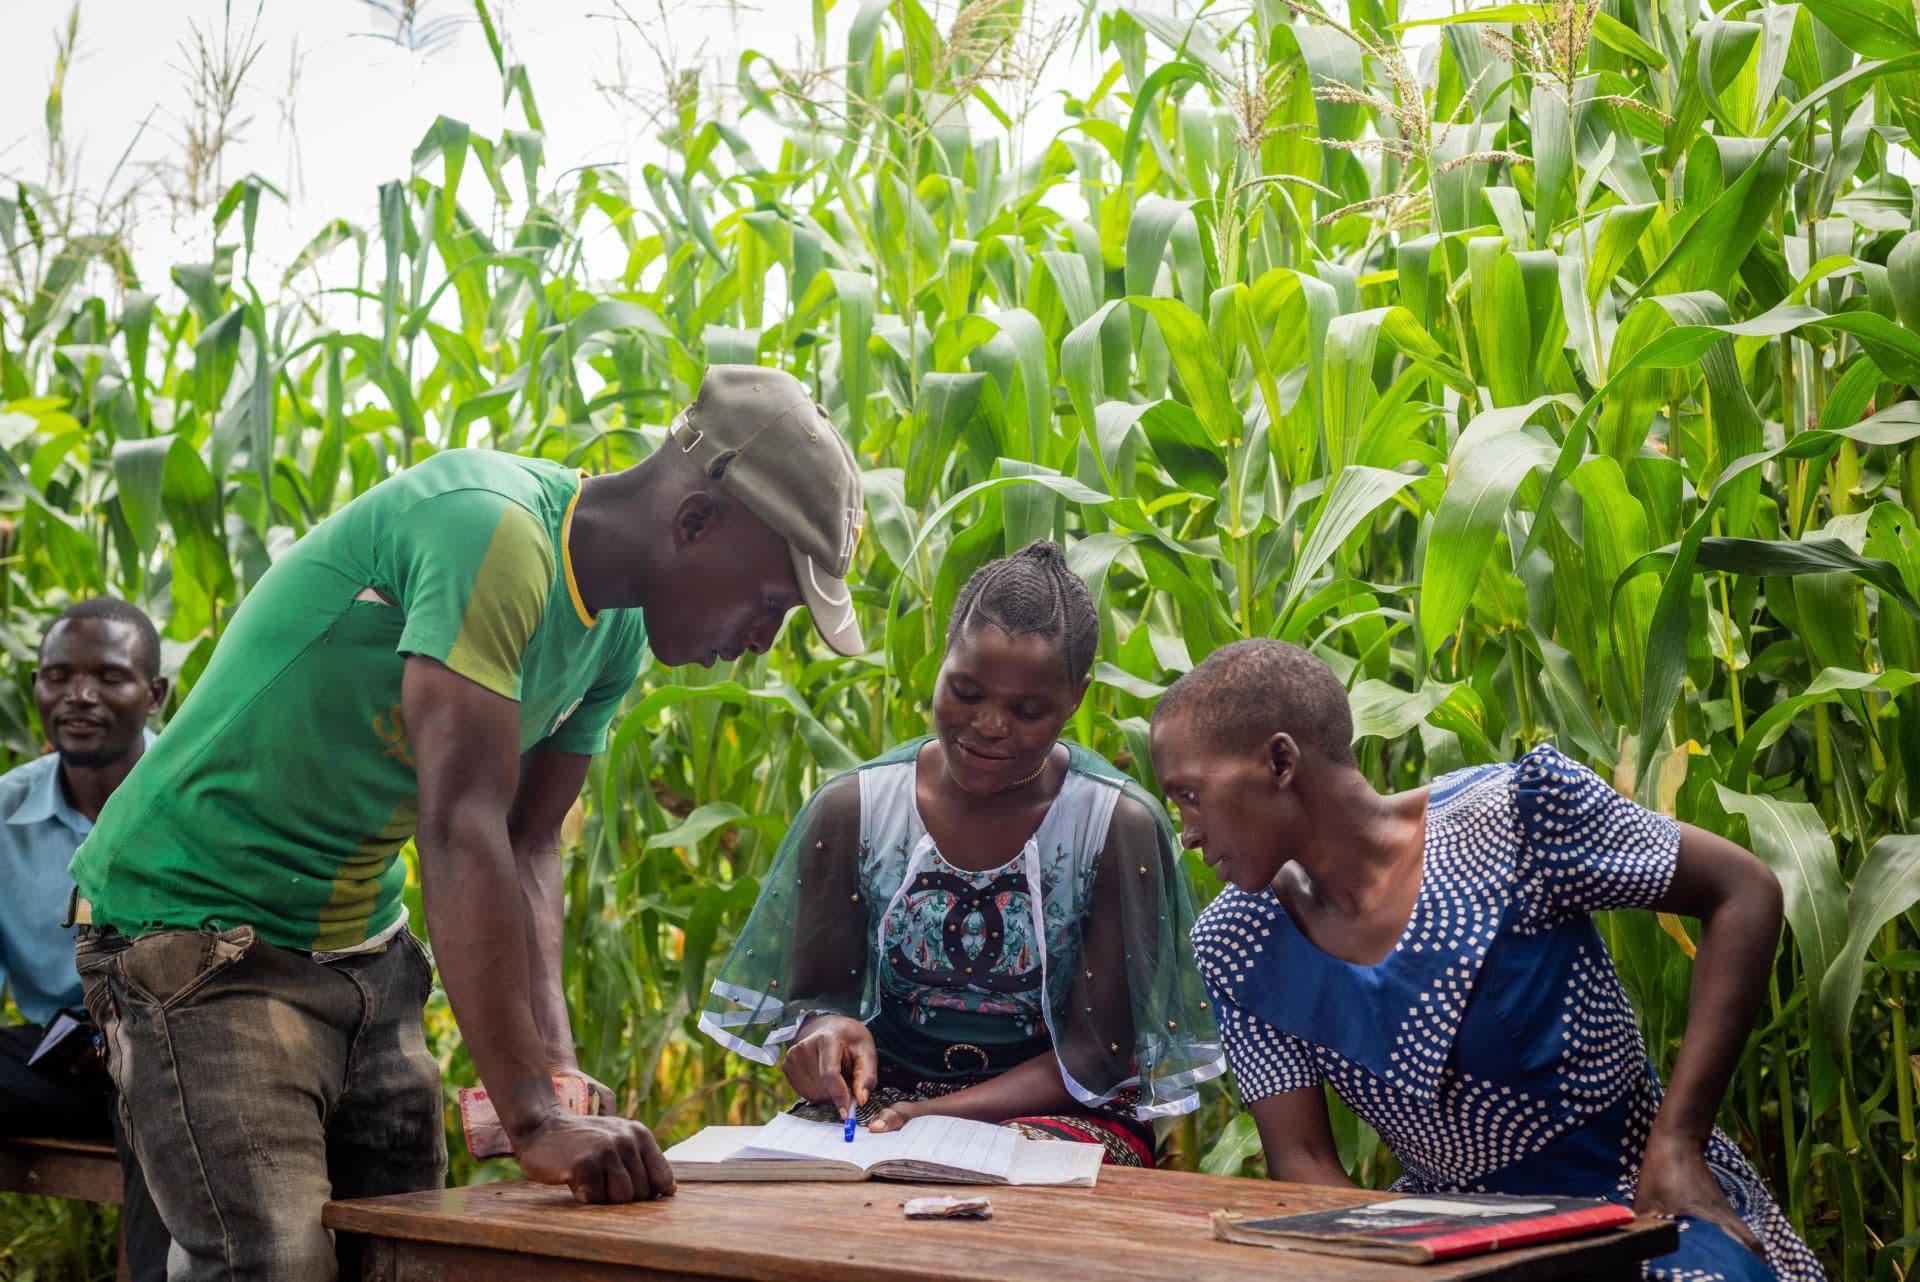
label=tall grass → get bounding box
[3,0,1919,1276]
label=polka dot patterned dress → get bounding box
[1192,745,1823,1282]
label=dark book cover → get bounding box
[26,1009,96,1077]
[1211,1193,1636,1263]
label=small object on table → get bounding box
[903,1195,992,1220]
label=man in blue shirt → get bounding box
[2,598,169,1278]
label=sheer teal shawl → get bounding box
[698,738,1225,1119]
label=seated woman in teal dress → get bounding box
[700,542,1222,1164]
[1150,639,1822,1280]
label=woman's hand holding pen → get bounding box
[782,1015,878,1120]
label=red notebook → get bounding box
[1211,1193,1636,1263]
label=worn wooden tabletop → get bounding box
[326,1168,1677,1282]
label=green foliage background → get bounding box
[4,0,1920,1276]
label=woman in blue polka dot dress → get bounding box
[1150,640,1822,1282]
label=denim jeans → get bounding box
[76,924,446,1281]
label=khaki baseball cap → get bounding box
[668,365,866,657]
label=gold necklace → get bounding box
[1004,752,1051,790]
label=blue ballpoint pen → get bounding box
[843,1110,857,1142]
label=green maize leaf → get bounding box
[1696,21,1763,135]
[1637,53,1920,304]
[1800,0,1920,59]
[1198,1112,1261,1176]
[1137,398,1227,493]
[605,681,860,799]
[1432,123,1504,235]
[1065,532,1139,605]
[1791,570,1867,673]
[1126,295,1237,447]
[1715,785,1849,1039]
[155,431,233,615]
[1281,464,1422,623]
[1592,11,1669,69]
[1890,231,1920,333]
[1728,667,1920,786]
[643,802,763,854]
[564,299,671,347]
[1586,204,1658,304]
[1573,457,1657,712]
[1816,310,1920,384]
[1468,237,1544,407]
[1123,7,1232,77]
[1630,410,1920,793]
[987,307,1051,465]
[1418,397,1567,661]
[1090,400,1155,496]
[244,301,276,527]
[1350,678,1459,741]
[1537,637,1616,765]
[1060,298,1124,456]
[1124,198,1195,301]
[1818,835,1920,1051]
[907,372,985,506]
[790,269,875,441]
[109,435,171,556]
[1530,84,1574,249]
[859,467,914,575]
[1694,536,1920,617]
[1249,268,1342,480]
[378,180,405,359]
[1093,659,1167,702]
[1428,682,1497,764]
[1119,63,1209,187]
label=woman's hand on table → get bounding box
[782,1014,878,1118]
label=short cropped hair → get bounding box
[44,597,162,679]
[945,541,1100,687]
[1154,639,1355,766]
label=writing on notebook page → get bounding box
[746,1113,1018,1179]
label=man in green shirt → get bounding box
[70,366,865,1280]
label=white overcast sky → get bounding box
[0,0,1096,291]
[0,0,1462,299]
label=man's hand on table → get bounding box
[516,1113,677,1203]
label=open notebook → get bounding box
[664,1113,1104,1186]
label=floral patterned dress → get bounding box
[840,753,1155,1164]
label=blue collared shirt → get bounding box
[0,734,153,1027]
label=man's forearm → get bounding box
[515,833,577,1066]
[421,813,561,1143]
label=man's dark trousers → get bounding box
[0,1022,169,1280]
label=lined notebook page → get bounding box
[662,1125,764,1165]
[1004,1136,1103,1186]
[742,1112,1015,1179]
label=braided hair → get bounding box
[944,541,1100,687]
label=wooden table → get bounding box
[327,1169,1677,1281]
[0,1137,133,1282]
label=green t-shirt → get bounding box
[71,450,648,951]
